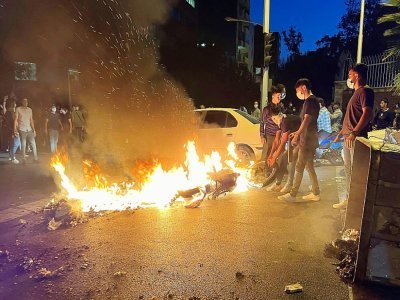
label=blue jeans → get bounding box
[49,129,59,153]
[19,130,38,160]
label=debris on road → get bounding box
[48,218,62,231]
[19,219,27,226]
[235,271,245,280]
[113,271,127,277]
[43,199,86,230]
[324,229,359,282]
[18,257,34,272]
[284,282,303,294]
[34,267,65,281]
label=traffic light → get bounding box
[264,32,280,67]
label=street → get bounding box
[0,152,354,300]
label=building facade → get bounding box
[197,0,252,72]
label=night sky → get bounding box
[251,0,347,57]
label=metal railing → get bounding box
[341,53,400,88]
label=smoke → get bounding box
[1,0,198,178]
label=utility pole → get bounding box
[356,0,365,63]
[261,0,270,109]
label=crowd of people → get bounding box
[259,63,385,211]
[0,95,86,164]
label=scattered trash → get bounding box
[19,219,27,226]
[47,218,62,231]
[43,199,86,230]
[325,229,359,282]
[113,271,127,277]
[235,271,245,280]
[34,267,64,281]
[284,283,303,294]
[15,240,22,246]
[185,199,203,209]
[80,263,89,270]
[18,257,34,272]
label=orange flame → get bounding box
[51,141,252,212]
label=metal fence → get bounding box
[341,53,400,88]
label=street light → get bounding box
[356,0,365,63]
[68,69,80,110]
[224,17,262,27]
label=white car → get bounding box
[194,108,263,162]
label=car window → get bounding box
[203,111,226,127]
[203,111,238,128]
[235,109,261,124]
[226,112,238,128]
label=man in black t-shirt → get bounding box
[333,64,374,209]
[278,78,321,202]
[372,98,394,130]
[45,105,64,153]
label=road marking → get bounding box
[0,199,47,224]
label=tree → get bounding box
[316,0,387,59]
[378,0,400,94]
[282,26,303,57]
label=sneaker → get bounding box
[8,157,12,161]
[333,199,348,209]
[11,158,19,164]
[278,193,296,202]
[279,183,292,193]
[302,193,321,202]
[266,183,282,192]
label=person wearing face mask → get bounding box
[252,101,261,119]
[278,78,321,202]
[45,105,64,153]
[332,64,374,209]
[260,84,286,163]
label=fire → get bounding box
[51,142,252,212]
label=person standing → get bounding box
[45,105,64,153]
[278,78,320,202]
[3,98,20,163]
[14,98,38,163]
[317,98,332,133]
[71,105,86,142]
[371,98,394,130]
[260,84,286,161]
[332,64,374,209]
[330,102,343,132]
[251,101,261,119]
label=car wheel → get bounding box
[236,145,255,164]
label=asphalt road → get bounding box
[0,154,357,300]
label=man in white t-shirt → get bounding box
[14,98,38,162]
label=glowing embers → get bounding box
[51,141,252,212]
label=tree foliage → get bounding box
[378,0,400,94]
[282,26,303,57]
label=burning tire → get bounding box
[248,161,277,188]
[236,144,255,165]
